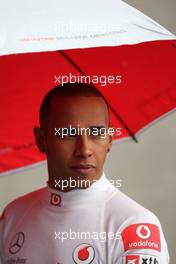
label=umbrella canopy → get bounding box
[0,0,175,55]
[0,0,175,175]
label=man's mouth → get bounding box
[70,164,96,174]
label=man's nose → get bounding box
[74,135,93,158]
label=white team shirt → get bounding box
[0,174,169,264]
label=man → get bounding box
[0,83,169,263]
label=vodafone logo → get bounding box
[73,243,95,264]
[50,193,61,207]
[136,225,151,239]
[122,223,161,252]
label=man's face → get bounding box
[35,95,112,190]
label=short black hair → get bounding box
[39,82,109,129]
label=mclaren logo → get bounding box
[9,232,25,254]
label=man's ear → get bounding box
[33,126,47,153]
[107,134,113,153]
[107,125,114,153]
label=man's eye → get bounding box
[90,128,106,138]
[59,129,79,139]
[59,134,76,139]
[90,131,101,137]
[55,127,107,139]
[66,133,78,138]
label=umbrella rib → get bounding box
[59,50,86,76]
[107,105,138,143]
[58,50,138,143]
